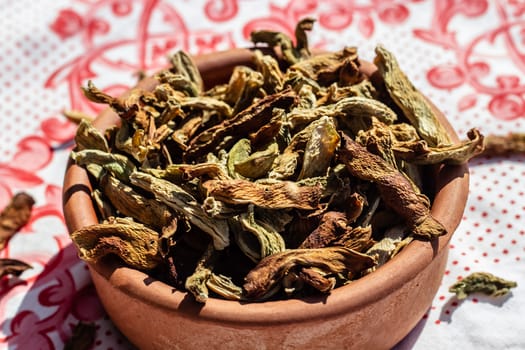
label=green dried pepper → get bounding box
[449,272,517,300]
[374,45,451,147]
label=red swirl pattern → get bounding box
[417,0,525,120]
[205,0,239,22]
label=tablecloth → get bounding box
[0,0,523,349]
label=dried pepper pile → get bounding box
[70,19,483,303]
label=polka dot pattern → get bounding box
[0,0,76,160]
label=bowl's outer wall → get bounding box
[62,48,469,350]
[90,246,449,349]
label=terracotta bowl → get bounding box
[62,48,469,350]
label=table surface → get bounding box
[0,1,524,349]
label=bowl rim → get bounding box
[62,47,469,327]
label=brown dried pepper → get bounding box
[0,192,35,250]
[338,133,447,239]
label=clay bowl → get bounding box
[62,48,469,350]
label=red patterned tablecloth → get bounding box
[0,1,523,349]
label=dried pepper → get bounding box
[243,247,375,300]
[476,133,525,157]
[339,133,447,239]
[69,19,481,303]
[0,258,32,278]
[70,217,162,270]
[449,272,517,300]
[0,192,35,250]
[0,193,34,281]
[64,322,97,350]
[374,45,452,147]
